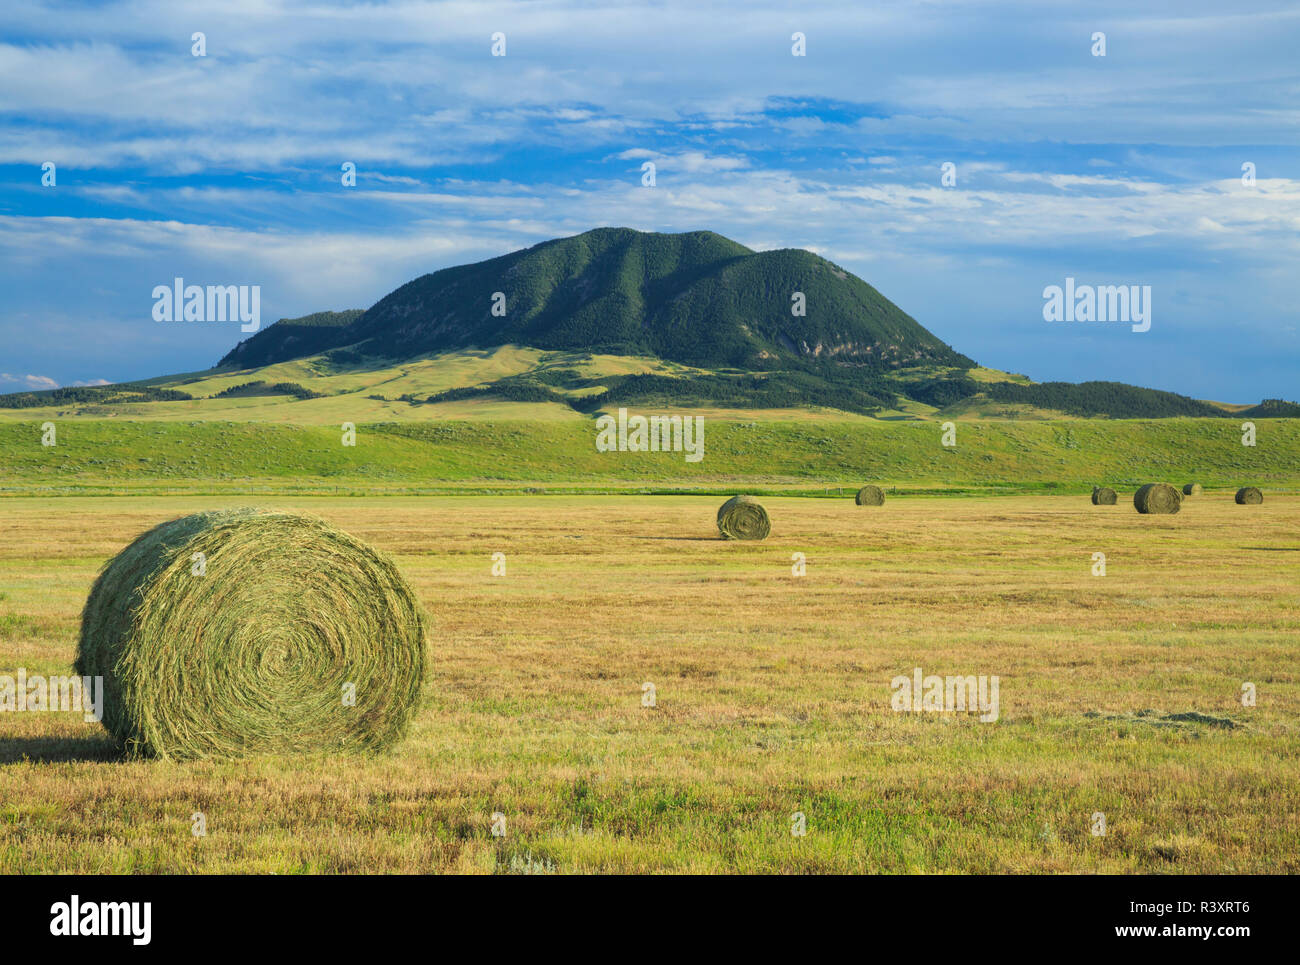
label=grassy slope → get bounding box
[0,347,753,425]
[0,346,1278,494]
[0,340,1096,426]
[2,493,1295,872]
[1,417,1295,495]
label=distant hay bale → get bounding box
[1134,483,1182,515]
[75,509,426,760]
[1235,486,1263,505]
[1182,483,1203,496]
[1091,486,1117,506]
[717,495,771,540]
[855,485,885,506]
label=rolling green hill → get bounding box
[223,228,970,374]
[2,416,1295,496]
[0,342,1278,424]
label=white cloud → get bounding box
[6,166,1298,298]
[3,0,1295,174]
[0,372,58,389]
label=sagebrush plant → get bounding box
[75,509,426,760]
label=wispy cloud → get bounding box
[0,372,59,390]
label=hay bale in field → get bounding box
[1134,483,1182,515]
[1182,483,1203,496]
[717,495,771,540]
[1091,486,1117,506]
[1235,486,1263,505]
[75,509,426,760]
[855,485,885,506]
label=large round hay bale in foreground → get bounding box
[1134,483,1182,515]
[1091,486,1117,506]
[1235,486,1263,505]
[717,495,771,540]
[76,509,426,760]
[855,485,885,506]
[1182,483,1203,496]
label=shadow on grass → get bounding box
[637,536,723,542]
[0,735,123,764]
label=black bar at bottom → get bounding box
[1,874,1277,951]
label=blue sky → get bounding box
[1,0,1297,401]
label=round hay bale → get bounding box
[1091,486,1117,506]
[75,509,426,760]
[717,495,771,540]
[855,485,885,506]
[1235,486,1263,505]
[1182,483,1203,496]
[1134,483,1182,515]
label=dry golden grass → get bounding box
[1,493,1296,873]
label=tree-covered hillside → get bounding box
[219,228,971,374]
[219,310,363,368]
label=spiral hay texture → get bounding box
[1183,483,1203,496]
[1235,486,1264,505]
[1134,483,1182,515]
[1091,486,1117,506]
[717,495,771,540]
[75,509,426,761]
[855,485,885,506]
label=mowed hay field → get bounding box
[1,493,1297,873]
